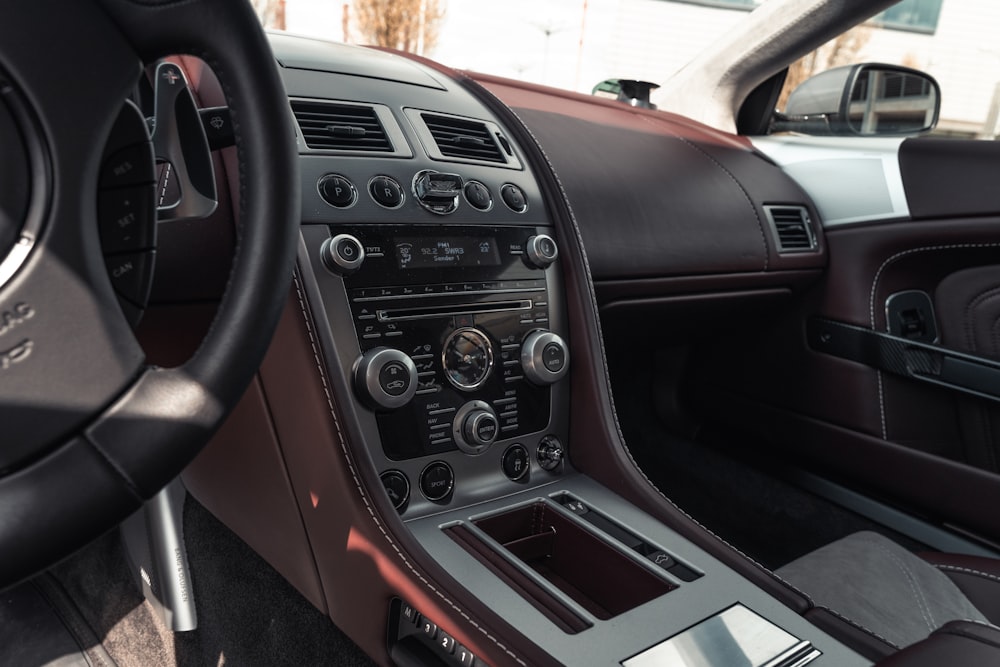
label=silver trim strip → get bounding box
[353,287,544,303]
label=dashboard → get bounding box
[178,32,870,667]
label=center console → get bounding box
[268,35,872,667]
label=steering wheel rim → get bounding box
[0,0,298,586]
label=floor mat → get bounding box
[46,496,375,667]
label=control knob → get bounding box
[520,330,569,385]
[320,233,365,275]
[537,436,564,471]
[525,234,558,269]
[413,170,463,215]
[354,347,418,410]
[453,400,499,455]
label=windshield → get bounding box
[261,0,997,138]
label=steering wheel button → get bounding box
[369,176,404,209]
[100,142,155,188]
[98,185,155,254]
[105,250,155,307]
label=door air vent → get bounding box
[764,205,818,253]
[291,100,392,152]
[421,113,505,163]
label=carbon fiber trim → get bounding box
[808,318,1000,404]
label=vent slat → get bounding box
[765,205,817,253]
[291,101,392,152]
[421,113,505,163]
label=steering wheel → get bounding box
[0,0,298,586]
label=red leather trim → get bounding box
[876,621,1000,666]
[711,391,1000,542]
[249,286,557,667]
[182,376,328,612]
[470,72,753,150]
[804,608,897,661]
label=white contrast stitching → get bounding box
[863,537,936,631]
[639,115,770,272]
[482,92,811,605]
[813,604,901,650]
[933,563,1000,584]
[291,273,527,667]
[867,243,1000,440]
[464,78,905,651]
[876,371,888,441]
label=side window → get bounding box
[872,0,944,34]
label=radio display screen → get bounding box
[394,236,501,270]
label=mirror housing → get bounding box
[592,79,660,109]
[777,63,940,136]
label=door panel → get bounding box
[693,214,1000,544]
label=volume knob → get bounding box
[320,233,365,275]
[525,234,558,269]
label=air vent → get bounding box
[421,113,505,163]
[291,100,392,152]
[765,205,817,253]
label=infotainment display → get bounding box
[394,236,501,270]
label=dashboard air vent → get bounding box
[291,100,392,152]
[765,205,817,253]
[421,113,505,163]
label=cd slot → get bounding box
[378,300,532,322]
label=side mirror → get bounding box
[592,79,660,109]
[778,63,940,136]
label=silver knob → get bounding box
[453,400,498,455]
[320,233,365,275]
[537,436,564,471]
[525,234,558,269]
[354,347,417,410]
[520,330,569,385]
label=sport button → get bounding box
[419,461,454,501]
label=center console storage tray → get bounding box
[447,500,674,629]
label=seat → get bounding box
[776,531,1000,657]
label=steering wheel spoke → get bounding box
[0,0,299,586]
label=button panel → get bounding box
[392,599,485,667]
[99,101,157,328]
[338,225,558,462]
